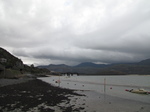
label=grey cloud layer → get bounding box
[0,0,150,65]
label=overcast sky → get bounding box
[0,0,150,66]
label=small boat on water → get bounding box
[125,88,150,94]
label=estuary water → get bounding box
[39,75,150,103]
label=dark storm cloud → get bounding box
[0,0,150,65]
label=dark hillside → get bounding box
[0,47,24,69]
[0,47,50,78]
[75,62,107,68]
[137,58,150,65]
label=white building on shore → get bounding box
[0,58,7,63]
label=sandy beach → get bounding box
[0,78,150,112]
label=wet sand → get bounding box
[0,78,150,112]
[73,91,150,112]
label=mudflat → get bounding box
[0,78,150,112]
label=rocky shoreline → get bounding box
[0,78,84,112]
[0,78,150,112]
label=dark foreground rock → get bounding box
[0,79,84,112]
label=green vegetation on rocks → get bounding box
[0,47,50,78]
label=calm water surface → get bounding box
[39,75,150,103]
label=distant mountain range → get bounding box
[38,59,150,75]
[74,62,107,68]
[1,47,150,76]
